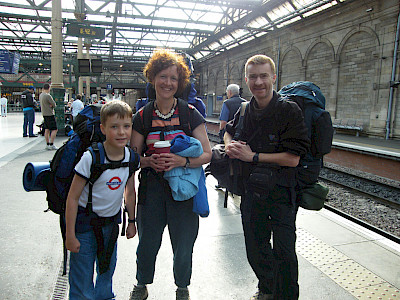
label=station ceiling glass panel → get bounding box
[0,0,346,65]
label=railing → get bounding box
[7,104,23,112]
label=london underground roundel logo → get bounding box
[107,177,122,190]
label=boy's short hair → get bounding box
[100,100,133,125]
[43,83,50,90]
[245,54,276,77]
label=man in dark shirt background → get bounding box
[218,83,246,142]
[21,86,37,137]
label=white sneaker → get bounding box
[49,144,58,150]
[45,145,51,150]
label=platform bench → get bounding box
[332,119,363,137]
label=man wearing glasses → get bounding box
[223,55,309,300]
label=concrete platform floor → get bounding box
[1,112,399,300]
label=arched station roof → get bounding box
[0,0,347,71]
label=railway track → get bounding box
[320,167,400,209]
[319,166,400,243]
[322,203,400,244]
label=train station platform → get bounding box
[0,112,399,300]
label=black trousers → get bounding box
[241,185,299,300]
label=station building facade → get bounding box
[196,0,400,140]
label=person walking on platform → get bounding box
[129,49,211,300]
[39,83,58,150]
[21,86,38,137]
[0,94,7,117]
[219,83,246,142]
[224,55,309,300]
[65,100,139,300]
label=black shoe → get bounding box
[23,135,28,137]
[215,184,223,189]
[29,134,38,137]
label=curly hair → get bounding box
[143,49,191,96]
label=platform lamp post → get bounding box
[50,0,65,135]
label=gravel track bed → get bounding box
[207,140,400,239]
[322,163,400,239]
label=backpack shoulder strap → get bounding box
[233,102,249,140]
[86,142,105,212]
[88,142,105,184]
[240,101,249,117]
[128,147,140,178]
[142,101,154,140]
[177,98,191,136]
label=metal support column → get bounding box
[50,0,65,135]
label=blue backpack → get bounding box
[46,104,106,214]
[278,81,334,187]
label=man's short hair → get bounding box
[43,83,50,90]
[226,84,240,95]
[245,55,276,77]
[76,94,82,100]
[100,100,133,125]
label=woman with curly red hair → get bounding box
[129,49,211,300]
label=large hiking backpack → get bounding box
[278,81,333,209]
[46,104,105,214]
[279,81,333,161]
[181,81,207,118]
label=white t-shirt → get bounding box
[74,147,135,217]
[0,97,7,105]
[71,99,84,117]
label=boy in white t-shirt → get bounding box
[65,100,139,299]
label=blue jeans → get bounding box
[23,108,35,136]
[136,170,199,288]
[69,223,117,300]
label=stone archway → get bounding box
[337,30,379,129]
[279,47,303,89]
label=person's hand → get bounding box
[157,153,185,171]
[225,140,253,162]
[148,154,167,172]
[126,223,137,239]
[66,235,80,253]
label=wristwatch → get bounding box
[185,157,190,169]
[252,152,259,164]
[128,218,136,224]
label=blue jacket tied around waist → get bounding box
[164,134,209,217]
